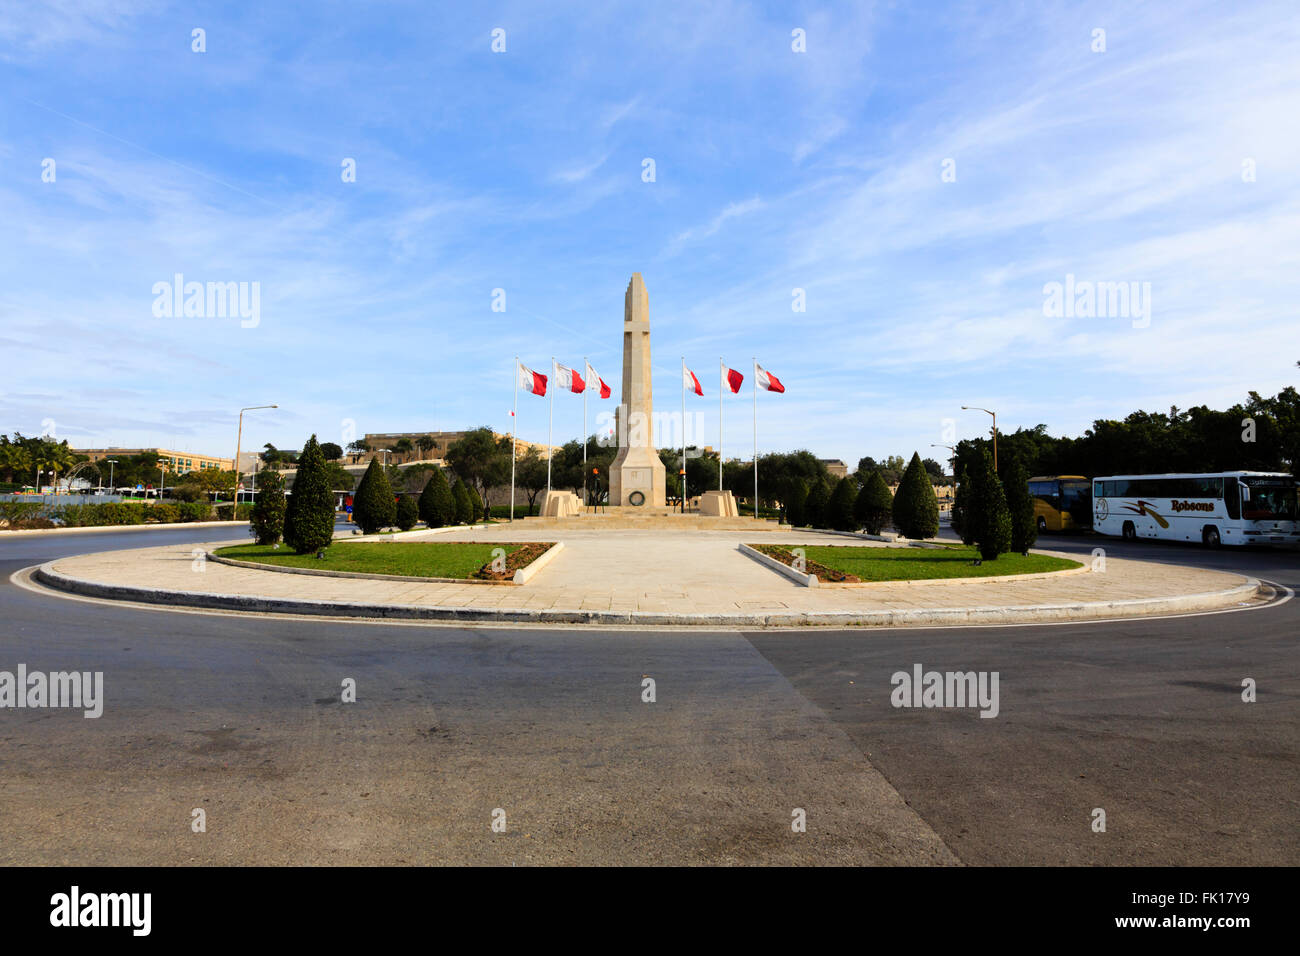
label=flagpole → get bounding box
[718,357,724,491]
[547,357,554,496]
[681,356,687,514]
[511,356,518,521]
[582,356,589,507]
[752,357,758,518]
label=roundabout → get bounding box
[22,524,1266,627]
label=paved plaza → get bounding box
[34,525,1261,626]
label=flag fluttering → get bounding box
[584,361,612,399]
[518,362,547,396]
[722,363,744,394]
[684,366,703,397]
[554,362,586,394]
[755,363,785,393]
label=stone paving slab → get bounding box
[33,526,1263,628]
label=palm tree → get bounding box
[393,437,414,463]
[416,435,435,460]
[42,441,75,493]
[0,443,32,485]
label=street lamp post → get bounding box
[105,459,118,496]
[234,405,278,506]
[961,406,998,472]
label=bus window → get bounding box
[1224,479,1239,520]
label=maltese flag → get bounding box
[518,362,547,396]
[584,361,612,399]
[755,363,785,393]
[684,366,703,397]
[554,362,586,393]
[721,363,744,393]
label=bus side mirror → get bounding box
[1238,481,1250,501]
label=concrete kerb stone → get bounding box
[32,561,1264,629]
[205,538,565,586]
[739,541,1090,588]
[738,542,818,587]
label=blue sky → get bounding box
[3,1,1298,469]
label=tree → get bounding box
[785,478,809,527]
[1005,458,1037,554]
[320,442,343,462]
[415,435,436,460]
[352,458,396,534]
[891,452,939,539]
[968,450,1012,560]
[516,448,549,515]
[418,468,455,528]
[467,483,484,522]
[854,457,878,487]
[827,476,859,532]
[283,435,336,554]
[805,479,831,529]
[952,467,974,544]
[922,457,946,482]
[250,466,286,545]
[445,427,511,512]
[346,439,369,464]
[452,478,474,525]
[395,494,419,532]
[393,437,414,463]
[323,461,355,493]
[855,470,894,534]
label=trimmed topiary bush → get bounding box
[784,478,809,527]
[250,467,286,545]
[805,479,831,529]
[395,494,419,531]
[968,450,1011,560]
[854,469,894,535]
[284,435,337,554]
[467,484,484,523]
[952,467,974,544]
[352,458,396,534]
[827,476,859,532]
[891,452,940,539]
[1005,458,1037,554]
[452,479,474,525]
[418,468,455,528]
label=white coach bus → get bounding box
[1092,471,1298,547]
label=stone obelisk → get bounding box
[609,273,666,508]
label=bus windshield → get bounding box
[1242,477,1298,520]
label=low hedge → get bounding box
[0,499,237,529]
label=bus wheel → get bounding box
[1036,516,1047,534]
[1202,526,1221,548]
[1122,521,1136,540]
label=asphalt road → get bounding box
[0,526,1295,865]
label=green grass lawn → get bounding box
[761,544,1080,582]
[214,542,524,579]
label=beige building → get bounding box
[75,447,233,475]
[360,430,555,465]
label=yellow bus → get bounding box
[1028,475,1092,532]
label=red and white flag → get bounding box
[554,361,585,394]
[518,362,547,396]
[755,363,785,393]
[684,366,703,397]
[722,363,744,393]
[584,361,612,399]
